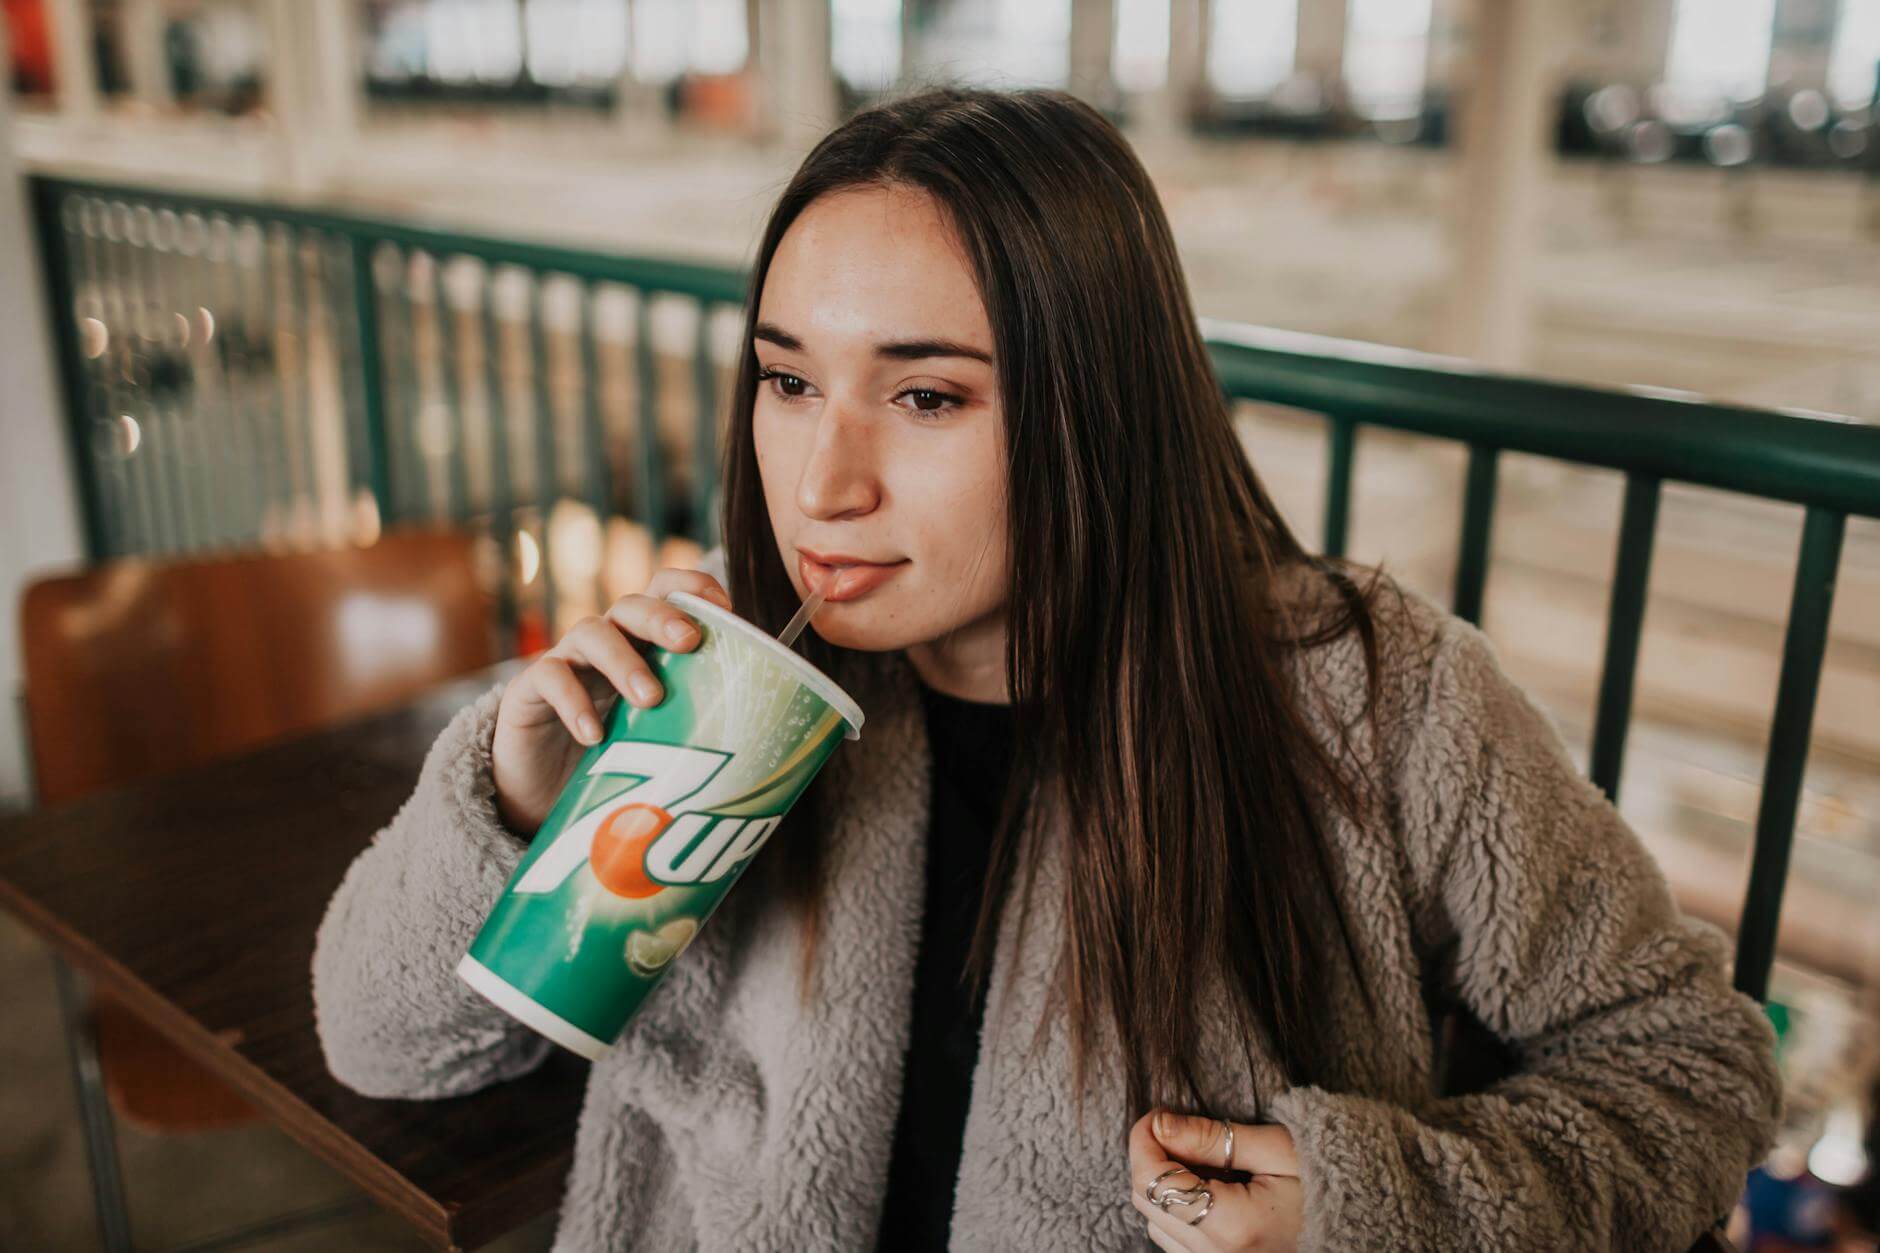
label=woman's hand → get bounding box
[490,567,732,838]
[1127,1109,1304,1252]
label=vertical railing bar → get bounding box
[691,299,719,547]
[60,194,124,558]
[634,289,664,542]
[156,207,210,552]
[1452,442,1499,625]
[127,205,175,554]
[579,280,611,609]
[173,209,227,550]
[205,215,255,548]
[349,237,394,527]
[326,234,369,532]
[1589,473,1661,801]
[481,264,518,654]
[286,225,317,541]
[1322,413,1355,559]
[1733,506,1847,1003]
[127,204,184,555]
[217,216,267,544]
[530,271,559,636]
[385,246,426,525]
[102,201,158,555]
[433,254,470,523]
[264,224,299,543]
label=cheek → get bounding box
[903,436,1007,587]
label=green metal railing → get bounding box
[30,173,746,651]
[28,174,1880,1005]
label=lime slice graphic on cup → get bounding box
[626,916,700,977]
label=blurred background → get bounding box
[0,0,1876,1249]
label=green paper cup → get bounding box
[458,591,863,1059]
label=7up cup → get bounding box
[457,591,863,1059]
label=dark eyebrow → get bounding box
[754,320,993,366]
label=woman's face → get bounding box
[753,183,1009,658]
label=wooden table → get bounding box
[0,662,590,1251]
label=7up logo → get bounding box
[513,740,785,898]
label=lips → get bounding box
[797,550,908,603]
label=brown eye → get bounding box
[895,386,964,420]
[758,369,812,402]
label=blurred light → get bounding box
[95,414,141,458]
[351,489,383,546]
[525,0,627,87]
[80,317,109,359]
[629,0,689,82]
[1787,89,1830,131]
[603,516,656,603]
[1584,83,1640,134]
[628,0,749,82]
[417,401,457,458]
[913,0,1070,89]
[691,0,748,74]
[1703,122,1754,166]
[1269,73,1324,114]
[548,498,604,594]
[1344,0,1432,121]
[197,306,216,345]
[517,528,542,585]
[173,311,192,349]
[426,0,523,84]
[1808,1107,1867,1188]
[1206,0,1296,100]
[1664,0,1775,104]
[832,0,902,92]
[1627,119,1675,163]
[1827,0,1880,109]
[1828,119,1868,158]
[338,593,443,687]
[655,534,705,573]
[1113,0,1171,94]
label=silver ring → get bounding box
[1220,1120,1234,1170]
[1157,1181,1214,1219]
[1146,1165,1191,1205]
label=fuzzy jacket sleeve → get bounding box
[311,679,552,1099]
[1268,616,1785,1253]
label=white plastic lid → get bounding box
[664,591,865,739]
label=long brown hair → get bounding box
[721,86,1392,1119]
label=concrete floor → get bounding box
[0,910,558,1252]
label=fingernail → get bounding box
[577,714,602,744]
[665,620,697,645]
[631,675,661,704]
[1154,1111,1173,1139]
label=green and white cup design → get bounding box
[458,591,863,1059]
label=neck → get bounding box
[904,608,1010,704]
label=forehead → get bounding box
[759,185,991,350]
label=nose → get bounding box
[795,405,881,522]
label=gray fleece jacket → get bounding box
[311,550,1783,1252]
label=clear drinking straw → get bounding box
[776,581,829,649]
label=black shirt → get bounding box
[874,680,1018,1251]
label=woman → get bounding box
[313,87,1782,1251]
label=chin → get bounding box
[807,604,922,653]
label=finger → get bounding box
[645,566,733,611]
[1130,1113,1204,1197]
[530,656,606,745]
[555,617,664,710]
[1143,1220,1187,1253]
[603,593,702,654]
[1131,1194,1211,1252]
[1151,1109,1301,1178]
